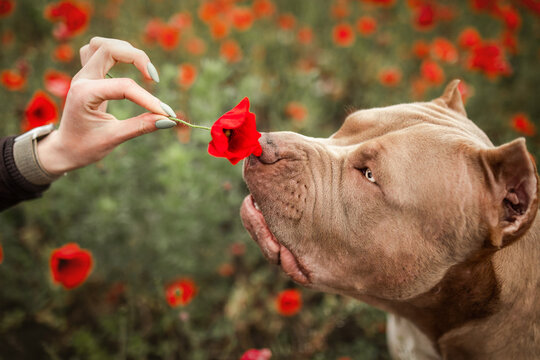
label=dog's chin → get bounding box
[240,194,311,285]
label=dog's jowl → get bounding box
[240,80,539,360]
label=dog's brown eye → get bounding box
[361,168,376,183]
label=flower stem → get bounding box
[105,73,211,131]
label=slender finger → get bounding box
[112,112,175,144]
[79,44,93,67]
[74,37,156,82]
[80,78,171,117]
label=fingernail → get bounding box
[155,119,177,129]
[147,62,160,83]
[160,102,176,118]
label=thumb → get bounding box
[113,112,176,144]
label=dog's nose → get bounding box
[258,133,281,164]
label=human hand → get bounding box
[37,37,178,175]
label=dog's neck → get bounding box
[355,215,540,357]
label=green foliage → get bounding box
[0,0,539,359]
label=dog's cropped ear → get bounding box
[436,79,467,117]
[479,138,539,248]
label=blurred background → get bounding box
[0,0,539,359]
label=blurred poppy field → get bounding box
[0,0,539,359]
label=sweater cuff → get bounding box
[13,132,63,185]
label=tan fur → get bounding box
[241,80,539,359]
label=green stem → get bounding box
[105,73,211,131]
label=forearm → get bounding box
[0,134,54,212]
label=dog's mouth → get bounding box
[240,194,311,285]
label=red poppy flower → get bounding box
[220,39,242,63]
[412,40,430,58]
[356,16,377,36]
[414,3,436,30]
[210,18,230,39]
[143,18,165,44]
[521,0,540,16]
[379,68,402,87]
[332,23,355,47]
[53,43,74,62]
[297,26,314,45]
[501,31,518,54]
[0,0,15,18]
[0,242,3,264]
[50,243,93,289]
[198,2,220,23]
[178,63,197,89]
[170,12,192,29]
[208,97,262,165]
[276,289,302,316]
[458,27,481,49]
[278,13,296,30]
[231,7,254,31]
[420,60,444,85]
[165,278,197,307]
[457,80,473,104]
[361,0,396,6]
[498,5,521,32]
[22,91,59,132]
[1,69,26,91]
[285,102,308,122]
[431,37,458,63]
[184,37,207,55]
[511,113,536,136]
[1,30,14,46]
[217,263,234,277]
[411,77,429,99]
[158,24,180,51]
[470,0,499,12]
[240,348,272,360]
[44,70,71,99]
[253,0,275,18]
[467,42,511,78]
[44,1,91,39]
[332,1,350,19]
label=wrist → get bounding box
[36,130,74,175]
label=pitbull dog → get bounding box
[240,80,539,359]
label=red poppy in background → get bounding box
[458,27,481,49]
[143,18,165,44]
[208,97,262,165]
[170,12,192,30]
[431,37,458,63]
[220,39,242,63]
[467,42,511,78]
[45,0,91,39]
[253,0,275,18]
[361,0,396,6]
[297,26,314,45]
[285,102,308,122]
[332,1,350,19]
[1,69,26,91]
[498,5,521,32]
[356,16,377,36]
[1,30,14,46]
[457,80,473,104]
[210,18,230,39]
[278,13,296,30]
[521,0,540,16]
[185,37,207,55]
[158,24,180,50]
[511,113,536,136]
[198,1,220,23]
[379,67,402,87]
[22,91,59,132]
[231,7,254,31]
[420,59,445,85]
[501,31,518,54]
[240,348,272,360]
[470,0,499,13]
[165,278,197,307]
[413,3,436,30]
[412,40,430,58]
[275,289,302,316]
[0,0,15,18]
[44,70,71,99]
[178,63,197,89]
[0,242,3,264]
[50,243,93,289]
[333,23,355,47]
[53,43,75,62]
